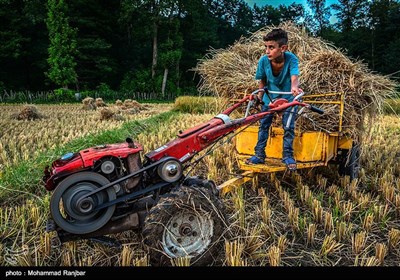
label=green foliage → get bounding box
[95,83,116,101]
[0,0,399,96]
[46,0,77,88]
[120,69,155,93]
[383,98,400,115]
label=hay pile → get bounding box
[99,108,124,121]
[95,98,107,107]
[82,97,96,110]
[12,105,45,120]
[117,99,148,114]
[195,22,398,141]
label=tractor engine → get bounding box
[43,138,143,194]
[43,138,154,239]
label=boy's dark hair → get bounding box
[263,28,288,46]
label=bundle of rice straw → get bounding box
[12,105,45,120]
[99,108,124,121]
[122,99,143,109]
[195,22,398,142]
[95,97,107,107]
[82,97,96,110]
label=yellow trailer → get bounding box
[218,92,360,195]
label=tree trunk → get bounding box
[151,22,158,79]
[161,68,169,97]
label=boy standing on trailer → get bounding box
[246,28,302,171]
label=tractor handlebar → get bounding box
[309,105,324,114]
[245,89,322,116]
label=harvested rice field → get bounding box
[0,103,172,171]
[0,101,399,266]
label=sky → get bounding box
[243,0,339,23]
[243,0,338,7]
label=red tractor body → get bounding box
[44,142,143,191]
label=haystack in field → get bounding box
[195,22,398,142]
[12,105,45,120]
[82,97,96,110]
[119,99,148,114]
[122,99,143,109]
[99,108,124,121]
[95,97,107,107]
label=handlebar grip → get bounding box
[310,105,324,114]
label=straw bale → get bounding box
[99,108,124,121]
[95,98,107,107]
[195,22,398,142]
[123,99,143,109]
[82,97,96,110]
[119,99,147,114]
[12,105,45,120]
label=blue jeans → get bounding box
[254,104,298,160]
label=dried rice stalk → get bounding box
[95,97,107,107]
[99,108,124,121]
[268,245,281,266]
[82,97,96,110]
[307,223,316,247]
[352,231,367,255]
[320,234,342,257]
[12,105,45,120]
[225,239,246,266]
[171,256,191,266]
[375,243,387,265]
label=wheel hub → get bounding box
[180,223,193,236]
[162,210,213,258]
[76,197,94,214]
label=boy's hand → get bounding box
[249,94,263,106]
[291,87,303,96]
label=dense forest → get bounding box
[0,0,399,101]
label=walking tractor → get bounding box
[43,89,359,265]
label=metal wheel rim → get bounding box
[162,210,213,258]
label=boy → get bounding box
[246,28,301,170]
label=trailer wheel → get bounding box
[338,144,361,180]
[142,184,227,266]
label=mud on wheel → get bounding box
[142,179,227,266]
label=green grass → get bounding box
[173,96,228,114]
[0,110,178,203]
[383,98,400,115]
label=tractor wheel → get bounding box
[142,182,227,266]
[50,172,116,235]
[338,144,361,180]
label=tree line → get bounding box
[0,0,399,101]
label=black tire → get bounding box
[142,183,227,266]
[338,144,361,180]
[50,172,116,235]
